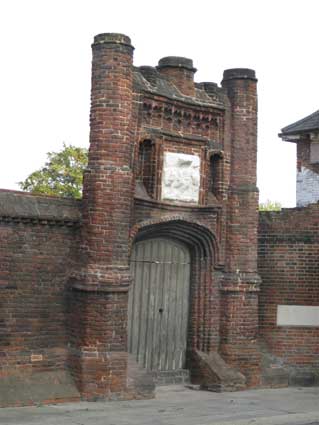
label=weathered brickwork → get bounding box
[0,191,80,384]
[68,290,129,400]
[219,70,260,387]
[67,33,135,401]
[258,205,319,384]
[7,32,319,406]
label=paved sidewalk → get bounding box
[1,385,319,425]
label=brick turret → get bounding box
[69,33,135,400]
[157,56,196,97]
[81,32,134,285]
[220,68,261,387]
[222,68,258,272]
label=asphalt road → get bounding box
[0,385,319,425]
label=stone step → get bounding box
[151,369,190,386]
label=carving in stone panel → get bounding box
[161,152,200,203]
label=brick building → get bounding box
[279,110,319,207]
[0,33,318,406]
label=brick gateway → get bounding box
[0,33,318,406]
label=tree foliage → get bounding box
[259,199,282,211]
[19,143,88,199]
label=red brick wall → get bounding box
[258,205,319,371]
[0,205,80,379]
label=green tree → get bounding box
[259,199,282,211]
[19,143,88,199]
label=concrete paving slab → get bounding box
[0,386,319,425]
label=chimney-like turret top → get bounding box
[93,33,134,49]
[156,56,197,97]
[157,56,197,73]
[222,68,257,82]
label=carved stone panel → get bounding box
[161,152,200,203]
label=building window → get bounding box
[137,140,156,197]
[210,153,223,199]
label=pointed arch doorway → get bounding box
[128,237,191,374]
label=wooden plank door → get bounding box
[128,238,191,371]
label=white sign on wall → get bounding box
[161,152,200,203]
[277,305,319,327]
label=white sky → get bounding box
[0,0,318,207]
